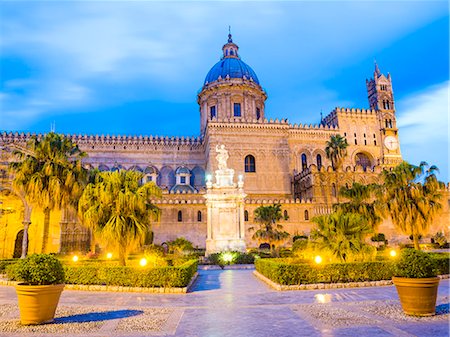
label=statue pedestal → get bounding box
[205,169,246,255]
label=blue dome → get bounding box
[204,58,260,85]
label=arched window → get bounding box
[197,211,202,222]
[283,210,289,220]
[301,153,307,171]
[331,183,337,197]
[245,155,256,172]
[177,210,183,222]
[256,108,261,120]
[316,154,322,171]
[304,210,309,221]
[210,106,216,119]
[244,210,249,222]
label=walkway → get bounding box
[0,269,448,337]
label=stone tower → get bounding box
[197,33,267,136]
[366,63,402,167]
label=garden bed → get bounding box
[254,256,450,287]
[4,259,198,293]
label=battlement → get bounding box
[0,131,203,147]
[322,107,378,127]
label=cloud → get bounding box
[397,81,449,181]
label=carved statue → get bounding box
[215,144,229,170]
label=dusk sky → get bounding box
[0,1,448,181]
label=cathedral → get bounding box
[0,34,448,257]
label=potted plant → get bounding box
[392,249,439,316]
[7,254,65,325]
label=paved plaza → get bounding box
[0,269,448,337]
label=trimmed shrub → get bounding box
[7,254,65,285]
[394,249,437,278]
[208,251,255,266]
[256,253,450,285]
[0,259,17,274]
[64,259,197,288]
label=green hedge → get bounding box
[255,256,450,285]
[64,259,198,288]
[0,259,18,274]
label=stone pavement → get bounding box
[0,269,448,337]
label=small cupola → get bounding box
[222,32,239,59]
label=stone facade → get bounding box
[0,35,449,257]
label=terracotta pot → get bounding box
[15,284,64,325]
[392,276,439,316]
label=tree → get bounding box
[249,204,289,255]
[379,161,442,250]
[325,134,348,171]
[333,182,382,231]
[310,211,375,262]
[325,134,349,204]
[78,170,161,266]
[9,132,86,255]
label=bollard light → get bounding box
[106,252,113,259]
[389,250,397,257]
[314,255,323,264]
[72,255,79,262]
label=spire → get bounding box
[374,59,381,77]
[228,25,233,43]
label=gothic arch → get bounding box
[353,151,374,171]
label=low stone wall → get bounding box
[253,270,449,291]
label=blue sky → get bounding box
[0,1,448,181]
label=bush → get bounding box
[208,251,255,266]
[394,249,437,278]
[255,258,395,285]
[371,233,386,242]
[7,254,65,285]
[0,259,18,274]
[168,237,194,255]
[292,239,308,252]
[430,253,450,275]
[432,232,447,247]
[64,259,197,288]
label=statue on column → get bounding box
[215,144,229,170]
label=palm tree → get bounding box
[9,133,86,255]
[325,134,348,171]
[333,182,382,231]
[311,211,375,262]
[78,170,161,266]
[380,161,442,250]
[249,204,289,255]
[325,134,348,204]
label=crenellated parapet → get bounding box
[0,131,204,149]
[244,198,311,204]
[322,107,378,127]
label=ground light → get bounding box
[139,257,148,267]
[221,252,235,264]
[314,255,323,264]
[106,252,113,259]
[389,250,397,257]
[72,255,79,262]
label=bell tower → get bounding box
[366,62,402,167]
